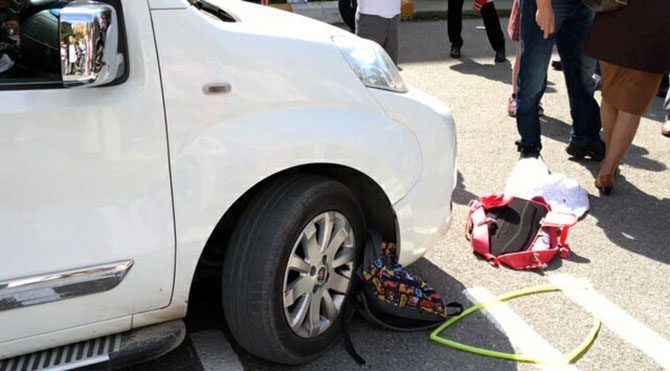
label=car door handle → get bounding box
[203,82,232,95]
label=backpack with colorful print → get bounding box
[356,236,463,331]
[342,232,463,365]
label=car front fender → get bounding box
[151,107,421,323]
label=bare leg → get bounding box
[512,42,520,95]
[600,97,618,151]
[599,106,641,177]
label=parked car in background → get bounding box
[0,0,457,368]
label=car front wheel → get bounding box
[222,175,365,365]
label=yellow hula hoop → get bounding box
[429,284,601,365]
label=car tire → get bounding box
[222,175,366,365]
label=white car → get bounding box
[0,0,457,368]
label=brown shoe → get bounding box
[662,120,670,137]
[595,175,615,196]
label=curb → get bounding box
[270,1,511,25]
[410,8,511,21]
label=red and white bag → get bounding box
[466,194,578,270]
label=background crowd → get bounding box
[340,0,670,196]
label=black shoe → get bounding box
[551,60,563,71]
[517,143,541,159]
[450,45,461,59]
[519,149,541,159]
[566,139,605,161]
[494,49,506,63]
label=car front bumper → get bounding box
[369,87,458,266]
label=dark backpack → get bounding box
[343,232,463,365]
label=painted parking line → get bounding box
[190,330,244,371]
[548,274,670,370]
[464,287,579,370]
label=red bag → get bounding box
[466,194,578,270]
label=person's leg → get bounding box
[508,42,520,117]
[515,0,555,153]
[383,15,400,65]
[447,0,464,47]
[599,108,641,177]
[480,2,506,53]
[513,42,520,94]
[600,96,618,151]
[554,0,604,159]
[339,0,356,32]
[663,77,670,137]
[659,74,669,97]
[356,12,387,48]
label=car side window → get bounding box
[0,0,127,90]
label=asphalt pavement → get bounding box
[127,19,670,371]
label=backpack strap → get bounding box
[341,232,385,366]
[541,211,578,258]
[342,278,366,366]
[357,294,464,332]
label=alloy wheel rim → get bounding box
[282,211,356,338]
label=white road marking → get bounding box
[464,287,578,371]
[191,330,244,371]
[548,274,670,369]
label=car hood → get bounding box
[207,0,351,42]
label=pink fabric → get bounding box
[507,0,521,41]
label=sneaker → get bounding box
[495,49,506,63]
[662,120,670,137]
[450,45,461,59]
[508,95,517,117]
[565,139,606,161]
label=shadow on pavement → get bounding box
[398,20,518,64]
[588,176,670,265]
[645,96,668,123]
[124,259,524,370]
[453,171,478,205]
[448,58,558,94]
[235,258,519,370]
[540,115,667,173]
[534,116,670,264]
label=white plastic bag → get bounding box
[505,158,590,219]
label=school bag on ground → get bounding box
[343,232,463,364]
[465,194,578,270]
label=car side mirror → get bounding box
[59,0,124,88]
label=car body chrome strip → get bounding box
[0,260,134,312]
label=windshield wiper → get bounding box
[189,0,236,22]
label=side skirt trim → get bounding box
[0,260,134,312]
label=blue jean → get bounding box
[516,0,601,151]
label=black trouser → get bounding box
[448,0,505,52]
[339,0,358,32]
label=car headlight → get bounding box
[332,35,408,93]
